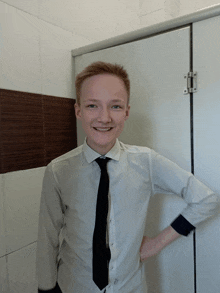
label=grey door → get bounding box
[193,15,220,293]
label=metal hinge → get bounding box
[183,72,197,94]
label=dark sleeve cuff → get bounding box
[171,214,195,236]
[38,282,62,293]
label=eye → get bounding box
[87,104,97,108]
[112,105,122,109]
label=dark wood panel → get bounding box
[43,95,77,165]
[0,89,77,173]
[0,89,45,173]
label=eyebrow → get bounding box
[84,99,124,103]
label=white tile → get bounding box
[139,0,165,16]
[140,8,166,27]
[0,2,5,89]
[140,0,220,28]
[0,1,92,98]
[1,0,39,17]
[179,0,220,16]
[0,256,9,293]
[164,0,181,19]
[40,21,91,98]
[140,0,220,20]
[39,0,140,42]
[4,167,46,253]
[0,4,41,94]
[0,175,6,257]
[7,242,38,293]
[0,0,141,98]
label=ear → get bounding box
[74,103,82,120]
[124,105,131,121]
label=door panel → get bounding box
[193,15,220,293]
[75,27,193,293]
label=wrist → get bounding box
[155,226,180,251]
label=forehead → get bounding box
[81,74,127,96]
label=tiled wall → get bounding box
[0,88,76,293]
[0,2,83,292]
[2,168,45,293]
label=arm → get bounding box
[140,150,220,261]
[140,213,196,261]
[36,164,64,291]
[38,282,62,293]
[140,226,180,261]
[151,150,220,228]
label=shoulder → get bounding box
[48,145,83,170]
[43,145,84,185]
[119,141,152,156]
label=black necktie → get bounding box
[93,157,111,290]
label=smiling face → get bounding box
[74,74,130,155]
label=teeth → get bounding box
[95,128,111,131]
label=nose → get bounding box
[97,107,112,123]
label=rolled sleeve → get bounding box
[151,150,220,232]
[38,282,62,293]
[171,214,195,236]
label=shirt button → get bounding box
[114,279,118,284]
[111,243,114,247]
[111,266,114,270]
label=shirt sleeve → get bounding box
[38,282,62,293]
[150,150,220,235]
[36,163,64,290]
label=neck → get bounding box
[86,139,116,155]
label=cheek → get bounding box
[81,111,94,122]
[116,115,127,124]
[114,118,126,131]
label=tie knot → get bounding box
[95,157,111,170]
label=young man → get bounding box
[36,62,219,293]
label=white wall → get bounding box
[139,0,220,26]
[0,1,219,292]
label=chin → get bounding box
[90,137,116,149]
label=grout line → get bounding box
[2,173,7,253]
[139,8,163,17]
[4,241,37,257]
[5,254,10,291]
[1,172,10,291]
[0,0,88,38]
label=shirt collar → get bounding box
[83,137,121,163]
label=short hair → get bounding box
[75,61,130,106]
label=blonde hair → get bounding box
[75,61,130,105]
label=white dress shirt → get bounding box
[36,138,219,293]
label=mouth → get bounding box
[93,127,113,132]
